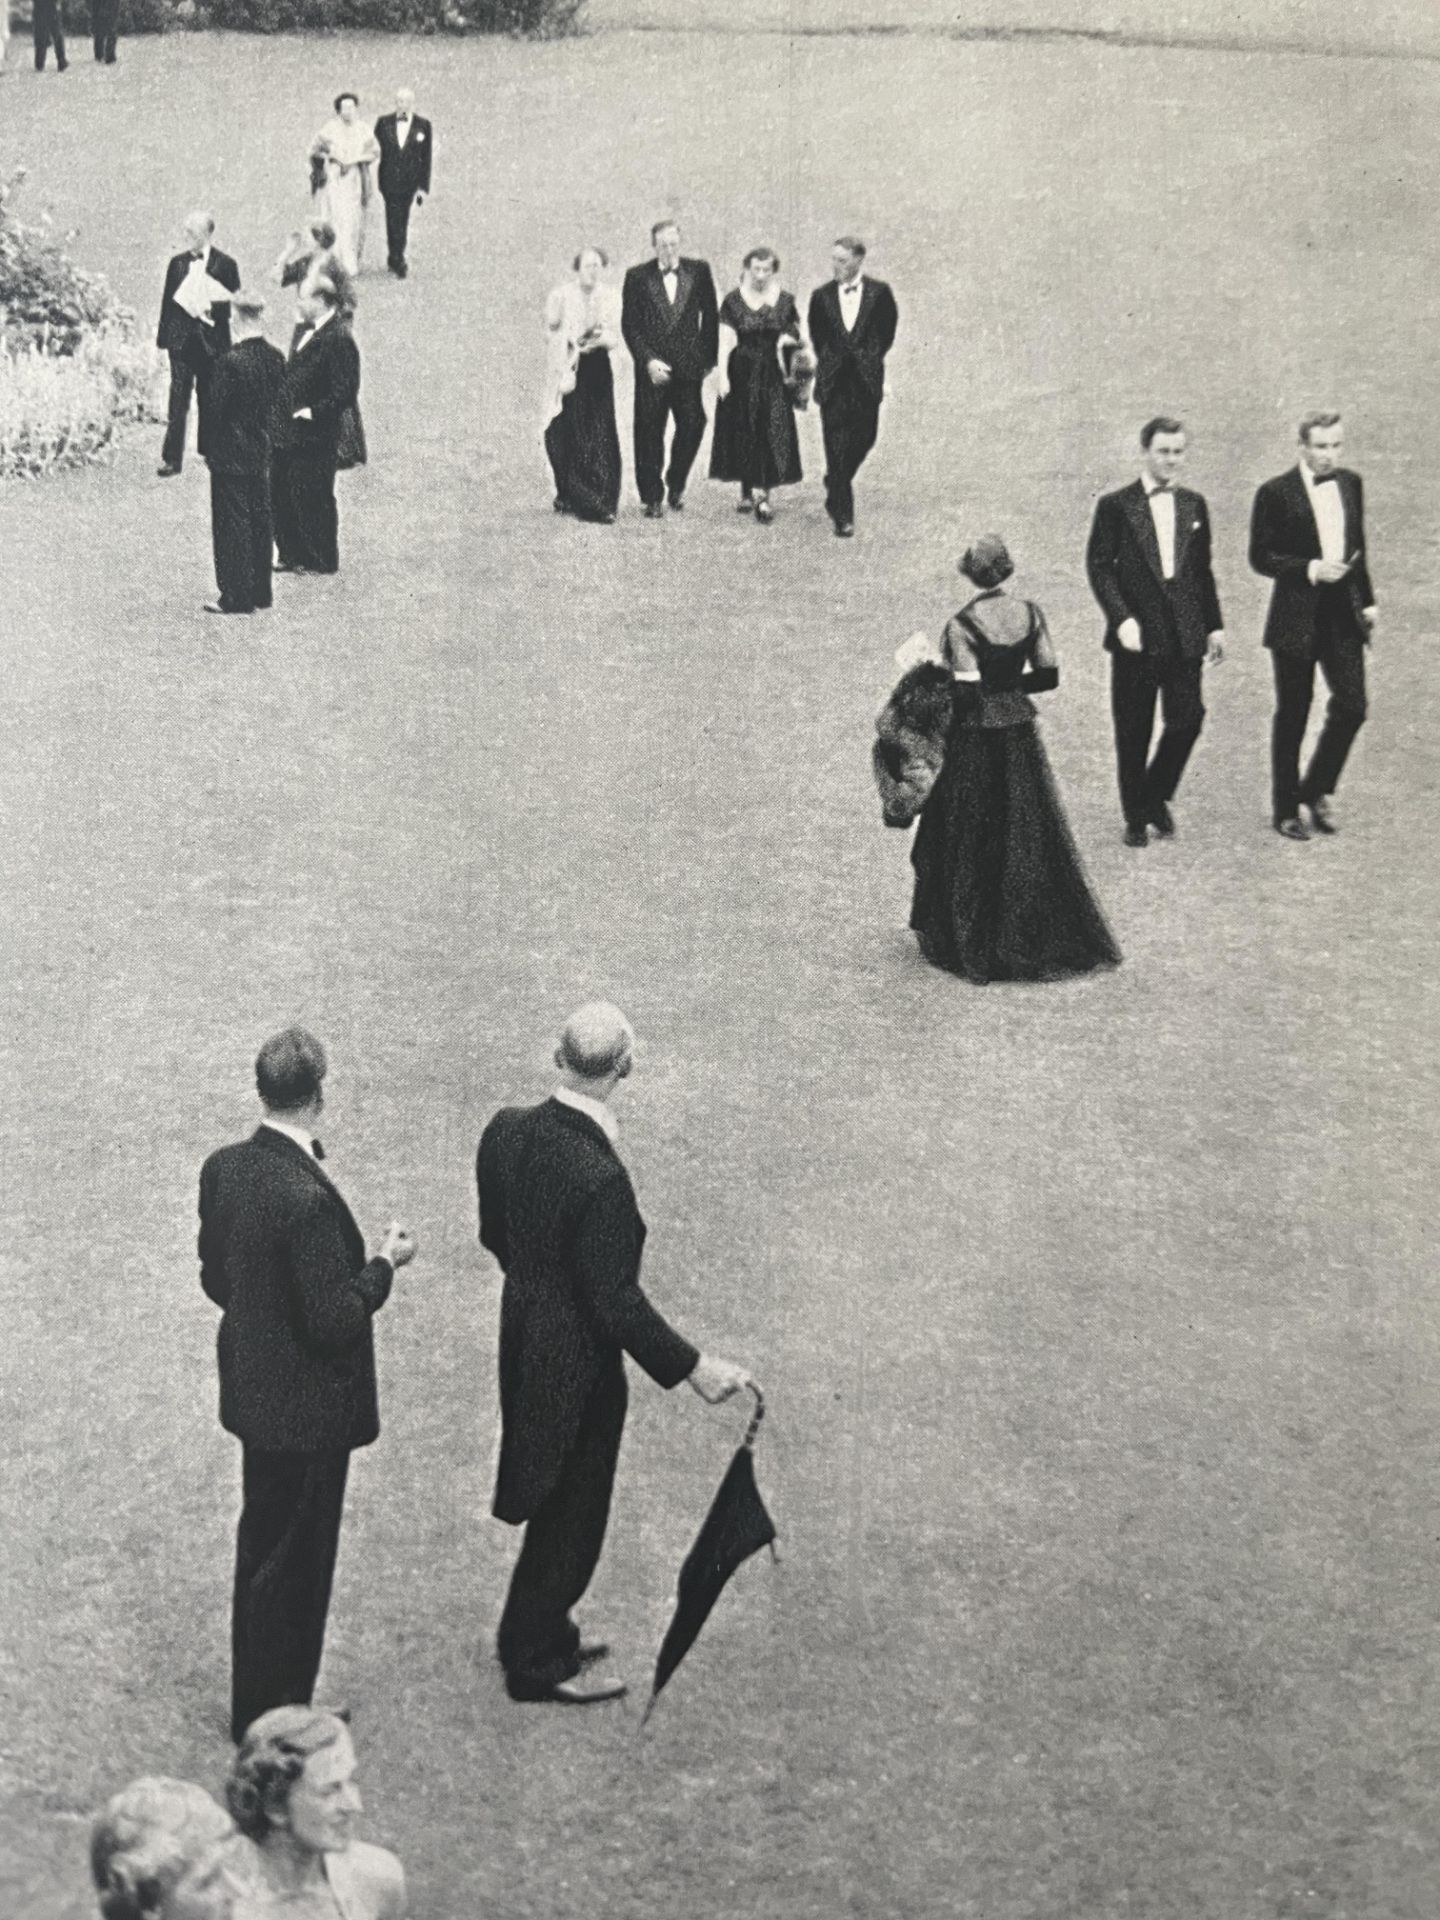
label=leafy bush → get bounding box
[200,0,582,30]
[0,172,163,482]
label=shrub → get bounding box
[200,0,582,30]
[0,173,163,482]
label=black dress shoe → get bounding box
[666,491,685,511]
[157,463,181,478]
[1304,797,1338,834]
[1124,824,1148,848]
[643,502,665,519]
[1275,817,1310,841]
[834,521,854,538]
[548,1676,626,1705]
[1148,802,1176,837]
[203,601,251,615]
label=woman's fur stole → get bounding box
[872,662,953,827]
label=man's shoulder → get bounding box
[1176,483,1210,511]
[1255,467,1298,499]
[866,275,894,295]
[1095,479,1140,512]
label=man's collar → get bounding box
[838,276,864,293]
[1140,474,1175,496]
[259,1116,319,1159]
[553,1085,618,1143]
[1298,460,1336,489]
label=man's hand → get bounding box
[1116,617,1143,653]
[1362,606,1378,632]
[647,358,671,387]
[379,1221,418,1269]
[688,1354,752,1404]
[1309,559,1352,585]
[1206,630,1225,664]
[293,406,313,421]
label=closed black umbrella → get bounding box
[643,1385,777,1725]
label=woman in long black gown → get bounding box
[542,245,622,523]
[709,247,803,523]
[908,537,1122,984]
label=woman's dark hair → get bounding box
[572,246,608,272]
[227,1708,351,1843]
[743,246,779,271]
[333,91,359,112]
[254,1027,326,1112]
[959,536,1015,590]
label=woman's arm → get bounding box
[941,616,982,682]
[714,320,738,395]
[1020,603,1059,692]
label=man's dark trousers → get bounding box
[91,0,118,59]
[1271,595,1368,824]
[211,471,274,613]
[496,1372,627,1699]
[383,196,414,274]
[819,378,880,527]
[1110,641,1206,833]
[231,1448,349,1743]
[273,448,340,574]
[634,376,706,508]
[163,353,215,472]
[33,0,66,67]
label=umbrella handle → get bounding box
[742,1380,765,1449]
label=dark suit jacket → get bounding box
[477,1098,699,1525]
[807,277,899,406]
[620,258,720,382]
[1249,466,1373,656]
[206,338,288,475]
[156,246,241,360]
[1085,480,1225,663]
[278,319,361,458]
[375,113,433,200]
[198,1125,393,1453]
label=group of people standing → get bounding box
[151,88,435,615]
[543,222,898,532]
[876,411,1377,985]
[5,0,118,71]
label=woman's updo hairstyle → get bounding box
[572,245,609,272]
[743,246,779,271]
[333,91,359,112]
[227,1706,350,1843]
[959,535,1015,590]
[90,1779,231,1920]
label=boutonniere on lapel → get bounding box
[415,128,426,140]
[1192,518,1202,530]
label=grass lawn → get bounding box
[1,17,1439,1920]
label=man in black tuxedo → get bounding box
[199,1028,418,1743]
[203,297,287,617]
[807,236,899,537]
[32,0,67,69]
[156,214,241,477]
[374,88,432,279]
[1086,416,1227,846]
[621,221,719,517]
[477,1003,753,1705]
[272,275,361,576]
[1250,411,1377,840]
[90,0,119,62]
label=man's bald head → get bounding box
[555,1002,634,1083]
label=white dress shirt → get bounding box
[838,276,864,332]
[1299,460,1346,566]
[261,1116,320,1160]
[1141,473,1177,581]
[554,1085,618,1143]
[395,114,412,148]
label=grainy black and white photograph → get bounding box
[1,0,1437,1913]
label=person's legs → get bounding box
[291,450,341,572]
[633,376,671,508]
[249,474,274,609]
[497,1374,627,1699]
[1299,630,1368,806]
[231,1449,350,1743]
[210,470,254,611]
[384,194,412,273]
[162,354,195,470]
[1145,658,1206,811]
[1109,651,1159,833]
[271,451,302,568]
[664,379,707,503]
[1271,651,1316,826]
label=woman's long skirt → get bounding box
[544,350,622,521]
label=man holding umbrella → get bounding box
[477,1003,753,1706]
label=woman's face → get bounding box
[280,1729,362,1856]
[747,255,775,291]
[576,249,602,290]
[338,97,357,123]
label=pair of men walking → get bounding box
[199,1008,751,1736]
[1086,411,1375,844]
[619,221,898,534]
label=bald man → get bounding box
[477,1004,752,1705]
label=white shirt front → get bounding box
[395,114,412,149]
[261,1117,319,1160]
[660,266,679,304]
[295,308,337,352]
[554,1086,618,1143]
[1300,460,1346,565]
[838,277,864,332]
[1141,474,1177,580]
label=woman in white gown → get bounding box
[308,94,379,276]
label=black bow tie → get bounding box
[397,113,410,121]
[1311,473,1338,486]
[311,1138,325,1161]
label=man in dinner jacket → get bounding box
[374,87,432,278]
[621,220,719,516]
[807,235,899,537]
[477,1002,753,1705]
[199,1027,418,1742]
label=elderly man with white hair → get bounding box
[374,87,432,279]
[477,1002,753,1704]
[156,212,241,477]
